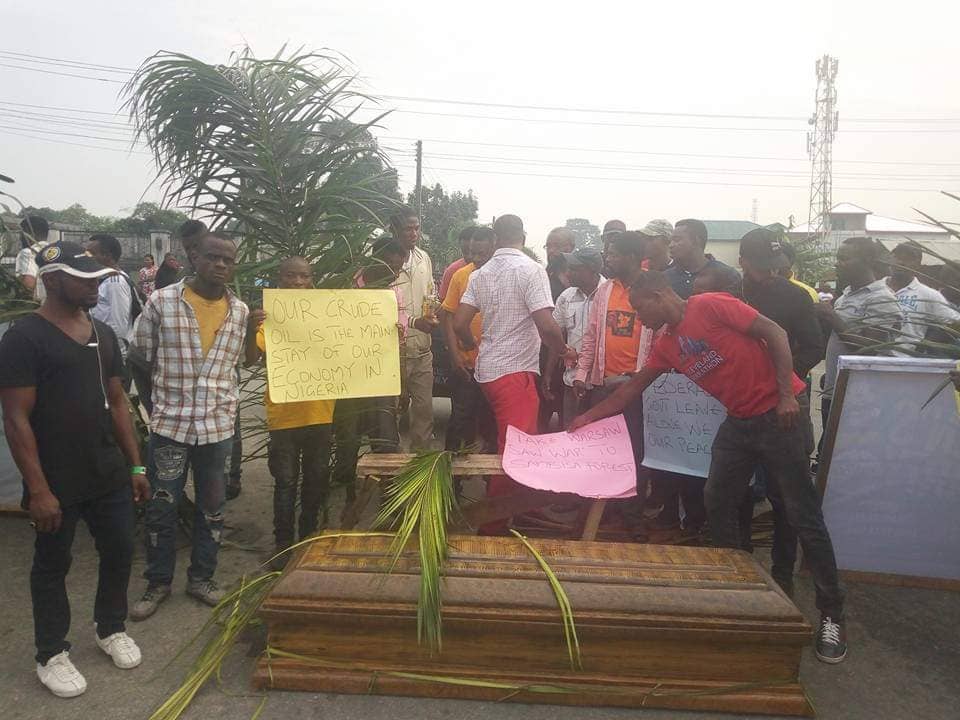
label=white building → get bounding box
[788,203,956,263]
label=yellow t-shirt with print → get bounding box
[256,325,335,430]
[183,285,229,357]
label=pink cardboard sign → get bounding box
[502,414,637,498]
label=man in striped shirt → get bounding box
[129,233,252,619]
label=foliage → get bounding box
[374,450,457,651]
[124,47,397,287]
[18,201,190,236]
[408,183,478,267]
[564,218,601,250]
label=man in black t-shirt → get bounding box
[0,241,151,698]
[738,228,825,597]
[664,219,737,300]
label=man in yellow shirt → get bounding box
[439,228,497,454]
[779,241,820,304]
[245,257,335,564]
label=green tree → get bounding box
[125,47,394,284]
[110,202,190,236]
[564,217,601,250]
[406,183,478,267]
[22,203,110,228]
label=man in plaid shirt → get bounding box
[129,233,253,619]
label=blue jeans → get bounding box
[144,434,232,585]
[32,484,134,663]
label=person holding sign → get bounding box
[569,271,848,665]
[390,207,438,451]
[454,214,576,534]
[245,257,335,565]
[130,233,251,620]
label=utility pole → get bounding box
[414,140,423,220]
[805,55,839,252]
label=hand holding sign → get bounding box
[502,415,637,498]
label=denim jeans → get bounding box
[445,370,497,453]
[226,412,243,490]
[268,424,333,547]
[32,483,134,663]
[706,409,845,619]
[144,433,232,585]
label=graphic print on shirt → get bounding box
[676,335,725,381]
[606,309,637,337]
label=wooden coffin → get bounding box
[253,534,814,717]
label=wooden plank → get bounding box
[356,453,502,477]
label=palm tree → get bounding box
[123,47,397,285]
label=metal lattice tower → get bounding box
[805,55,839,250]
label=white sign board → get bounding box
[641,372,726,478]
[821,356,960,584]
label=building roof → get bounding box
[788,203,946,236]
[702,220,761,242]
[830,202,871,215]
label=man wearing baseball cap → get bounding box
[738,227,825,596]
[0,241,151,697]
[544,247,606,428]
[637,219,674,272]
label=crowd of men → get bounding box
[3,205,959,697]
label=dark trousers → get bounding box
[226,412,243,490]
[32,484,134,664]
[268,424,333,547]
[445,370,497,453]
[738,391,814,585]
[144,434,231,585]
[707,409,845,619]
[332,397,400,502]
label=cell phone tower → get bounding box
[805,55,839,251]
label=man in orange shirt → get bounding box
[440,227,497,454]
[572,231,652,537]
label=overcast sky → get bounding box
[2,0,959,254]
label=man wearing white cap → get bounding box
[0,241,150,697]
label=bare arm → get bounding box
[0,386,61,532]
[441,308,471,381]
[453,303,480,350]
[567,366,663,432]
[19,275,36,292]
[531,308,572,357]
[746,314,800,429]
[107,377,150,503]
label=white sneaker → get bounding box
[95,631,142,669]
[37,651,87,698]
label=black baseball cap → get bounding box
[561,247,604,273]
[739,228,789,271]
[36,241,114,280]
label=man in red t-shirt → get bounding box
[569,270,847,665]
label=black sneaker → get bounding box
[815,616,847,664]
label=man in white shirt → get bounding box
[454,214,575,533]
[15,215,51,302]
[544,247,605,429]
[389,207,438,451]
[885,242,960,351]
[86,235,137,360]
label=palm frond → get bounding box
[373,450,457,651]
[510,530,582,671]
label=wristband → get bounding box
[131,465,147,476]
